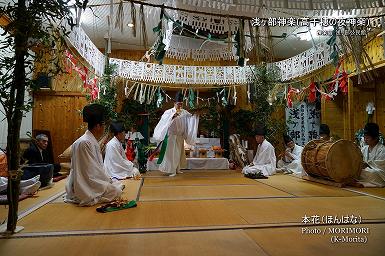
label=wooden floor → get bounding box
[1,170,385,256]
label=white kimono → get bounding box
[277,144,304,175]
[358,142,385,187]
[104,136,140,179]
[153,107,199,174]
[65,130,122,206]
[242,139,277,176]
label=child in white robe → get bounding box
[358,123,385,187]
[65,104,123,206]
[104,122,140,179]
[277,134,304,175]
[242,126,276,177]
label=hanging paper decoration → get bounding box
[221,89,228,106]
[233,85,237,105]
[139,4,148,50]
[153,8,166,64]
[114,0,124,33]
[130,1,137,37]
[327,25,339,66]
[235,19,245,67]
[156,87,163,108]
[188,88,195,109]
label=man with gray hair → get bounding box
[22,133,61,177]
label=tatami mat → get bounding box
[16,195,385,233]
[344,187,385,199]
[0,179,67,221]
[245,224,385,256]
[256,174,360,197]
[228,196,385,225]
[0,229,267,256]
[3,171,385,256]
[144,176,265,186]
[17,200,247,232]
[140,183,292,201]
[144,170,241,177]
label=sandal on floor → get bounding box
[244,172,268,179]
[96,200,137,213]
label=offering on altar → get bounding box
[212,146,224,158]
[199,148,207,158]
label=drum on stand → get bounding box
[301,139,362,183]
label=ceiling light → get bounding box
[127,23,134,28]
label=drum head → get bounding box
[326,140,363,182]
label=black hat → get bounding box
[364,123,379,138]
[254,126,266,136]
[175,91,184,103]
[283,134,293,145]
[83,103,106,124]
[319,124,330,136]
[110,121,124,134]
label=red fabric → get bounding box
[287,87,297,108]
[339,71,348,94]
[308,81,316,103]
[89,77,99,101]
[53,175,67,182]
[125,141,135,161]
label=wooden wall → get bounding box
[32,91,87,162]
[300,36,385,141]
[321,76,385,141]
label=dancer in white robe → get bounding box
[153,92,199,176]
[65,104,123,206]
[358,123,385,187]
[104,122,140,179]
[242,127,276,176]
[277,134,304,175]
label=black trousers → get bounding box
[22,164,53,187]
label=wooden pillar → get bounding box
[345,78,354,140]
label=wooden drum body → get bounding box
[301,139,362,183]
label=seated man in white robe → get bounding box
[104,122,140,179]
[153,91,199,177]
[65,104,123,206]
[358,123,385,187]
[242,126,277,177]
[277,134,304,175]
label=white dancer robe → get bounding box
[242,139,277,176]
[65,130,122,206]
[358,142,385,187]
[277,144,304,175]
[153,107,199,174]
[104,136,140,179]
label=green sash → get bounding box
[157,135,168,164]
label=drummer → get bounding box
[357,123,385,187]
[319,124,332,141]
